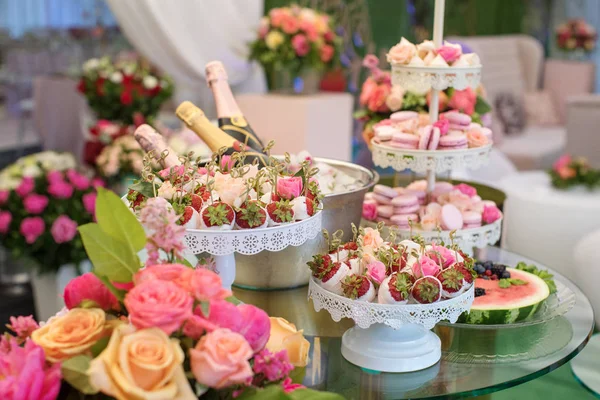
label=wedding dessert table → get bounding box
[234,247,594,399]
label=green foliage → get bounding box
[498,278,528,289]
[515,262,557,294]
[236,384,345,400]
[61,355,99,395]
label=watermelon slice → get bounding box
[460,268,550,324]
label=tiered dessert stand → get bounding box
[184,211,322,290]
[369,0,501,252]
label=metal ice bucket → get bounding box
[234,158,378,290]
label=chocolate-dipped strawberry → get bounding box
[200,202,235,230]
[308,254,350,295]
[330,242,358,263]
[435,265,468,298]
[172,203,199,229]
[266,200,295,226]
[341,274,376,302]
[411,276,442,304]
[306,180,321,216]
[235,200,268,229]
[126,189,147,212]
[378,272,415,304]
[345,254,361,275]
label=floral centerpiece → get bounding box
[249,4,342,93]
[0,152,103,274]
[556,19,597,53]
[0,188,343,400]
[549,154,600,190]
[354,54,491,147]
[95,134,145,188]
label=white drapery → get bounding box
[106,0,266,118]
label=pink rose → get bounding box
[482,205,502,224]
[437,45,462,63]
[134,263,194,293]
[387,42,416,64]
[362,201,377,221]
[412,255,441,278]
[466,128,489,148]
[291,34,310,57]
[23,194,49,214]
[269,8,286,28]
[47,180,74,199]
[362,54,380,70]
[82,192,97,215]
[366,261,386,284]
[91,177,105,188]
[125,280,193,335]
[320,44,334,63]
[281,15,299,34]
[362,227,383,249]
[0,211,12,234]
[426,245,456,269]
[191,268,232,302]
[299,20,319,42]
[454,183,477,198]
[367,84,391,113]
[0,190,9,205]
[558,166,576,179]
[66,169,90,190]
[449,88,476,115]
[64,272,120,311]
[6,316,39,340]
[359,77,378,106]
[184,300,243,339]
[46,171,63,184]
[190,328,253,389]
[20,217,45,244]
[238,304,271,353]
[420,214,438,231]
[15,177,35,197]
[50,215,78,244]
[277,177,303,200]
[433,118,450,135]
[553,154,572,172]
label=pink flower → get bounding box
[553,154,572,172]
[23,194,49,214]
[0,211,12,234]
[448,88,476,115]
[367,84,391,113]
[82,192,97,215]
[283,377,305,393]
[324,30,334,42]
[66,169,90,190]
[482,205,502,224]
[557,166,576,179]
[412,256,441,278]
[158,165,185,179]
[269,8,286,28]
[466,128,489,148]
[291,34,310,56]
[387,42,416,64]
[277,177,303,199]
[366,261,386,284]
[454,183,477,198]
[124,280,193,335]
[299,20,319,42]
[6,316,39,340]
[362,54,380,70]
[427,245,456,269]
[238,304,271,353]
[63,273,120,311]
[0,190,9,205]
[433,118,450,135]
[184,300,242,339]
[0,338,62,400]
[50,215,77,244]
[191,268,232,302]
[47,180,73,199]
[134,263,194,292]
[437,45,462,63]
[46,171,63,184]
[20,217,45,244]
[359,77,378,106]
[281,15,299,34]
[258,25,269,39]
[220,155,235,172]
[91,177,105,188]
[253,349,294,382]
[15,177,35,197]
[362,201,377,221]
[320,44,334,63]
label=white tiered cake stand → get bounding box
[184,212,322,290]
[308,278,474,372]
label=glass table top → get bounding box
[232,247,594,399]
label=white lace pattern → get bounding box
[391,65,482,92]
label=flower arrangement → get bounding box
[549,154,600,190]
[77,56,174,125]
[249,5,342,78]
[126,140,323,231]
[95,134,145,186]
[0,152,104,274]
[556,19,597,52]
[353,54,491,147]
[0,188,342,400]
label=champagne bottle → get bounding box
[175,101,268,167]
[205,61,266,153]
[134,124,181,168]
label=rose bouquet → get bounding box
[0,188,343,400]
[249,5,342,81]
[548,154,600,190]
[556,19,597,52]
[95,134,145,187]
[0,152,104,274]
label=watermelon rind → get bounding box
[459,268,550,325]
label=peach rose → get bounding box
[387,42,416,65]
[217,177,248,208]
[31,308,108,363]
[88,324,195,400]
[420,214,438,231]
[266,317,310,367]
[466,128,489,148]
[190,328,253,389]
[362,227,383,249]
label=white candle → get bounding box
[432,0,446,47]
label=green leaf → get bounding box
[128,181,156,198]
[289,366,306,384]
[93,273,126,302]
[509,278,527,286]
[235,385,288,400]
[195,382,208,397]
[95,187,146,253]
[288,389,346,400]
[200,301,210,317]
[79,223,140,282]
[515,262,557,294]
[61,355,99,395]
[498,279,511,289]
[225,295,241,305]
[90,336,110,357]
[474,95,492,115]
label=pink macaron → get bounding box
[432,182,454,201]
[372,194,392,205]
[442,111,472,127]
[390,213,419,228]
[373,184,399,199]
[374,125,397,141]
[438,131,468,150]
[392,194,420,214]
[405,189,426,205]
[418,126,441,150]
[462,211,482,228]
[390,132,419,149]
[391,111,419,122]
[440,204,463,230]
[376,217,392,224]
[377,205,394,218]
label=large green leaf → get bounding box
[235,385,288,400]
[288,389,346,400]
[78,223,140,282]
[61,355,99,395]
[95,187,146,253]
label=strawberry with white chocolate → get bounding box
[330,242,358,263]
[435,265,468,298]
[200,202,235,230]
[341,274,376,302]
[308,254,350,295]
[306,179,321,216]
[411,276,442,304]
[235,200,268,229]
[378,272,415,304]
[266,200,295,226]
[172,202,199,229]
[126,189,147,212]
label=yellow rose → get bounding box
[88,324,195,400]
[266,317,310,367]
[32,308,108,363]
[265,31,285,50]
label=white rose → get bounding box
[110,71,123,83]
[143,75,158,89]
[217,179,247,208]
[299,8,316,22]
[22,165,42,178]
[157,181,177,200]
[83,58,100,72]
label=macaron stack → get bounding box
[363,181,503,231]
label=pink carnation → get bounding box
[23,194,49,214]
[253,349,294,382]
[412,255,441,278]
[220,155,235,172]
[362,201,377,221]
[66,169,90,190]
[454,183,477,198]
[50,215,77,244]
[6,315,39,340]
[291,34,310,57]
[82,192,97,215]
[0,190,9,205]
[15,177,35,197]
[63,272,120,311]
[0,338,62,400]
[47,180,73,199]
[20,217,45,244]
[482,205,502,224]
[0,211,12,234]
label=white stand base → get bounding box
[341,323,441,373]
[214,254,236,290]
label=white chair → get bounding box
[573,229,600,328]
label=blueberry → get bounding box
[483,261,493,270]
[482,276,490,280]
[501,271,511,279]
[475,288,486,297]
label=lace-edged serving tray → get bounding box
[391,64,482,92]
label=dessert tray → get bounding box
[391,64,482,93]
[309,277,474,372]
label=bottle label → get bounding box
[231,115,248,128]
[218,117,266,153]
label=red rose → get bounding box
[77,79,86,93]
[95,77,105,96]
[120,90,133,105]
